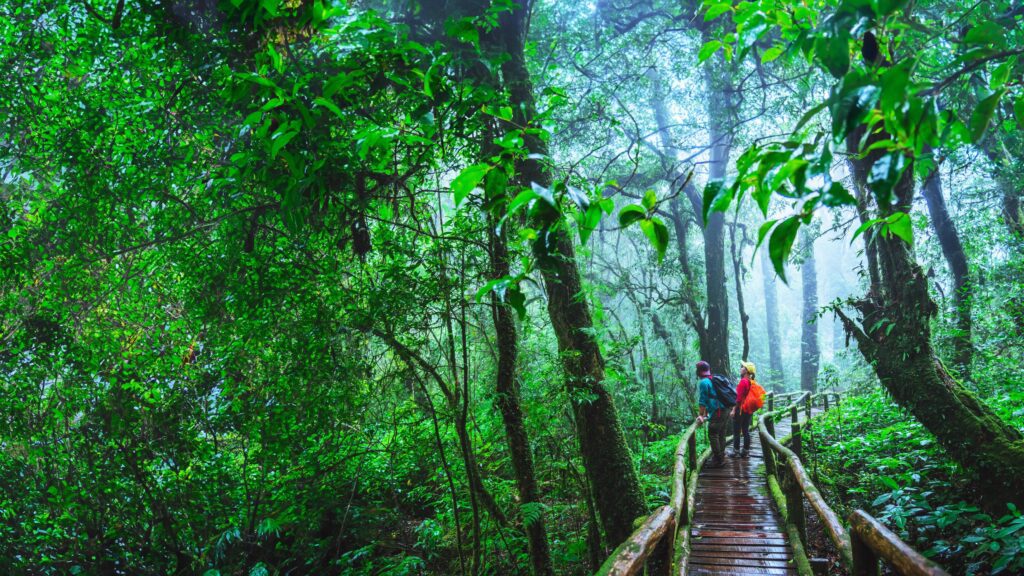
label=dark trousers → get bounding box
[733,412,752,451]
[708,411,730,461]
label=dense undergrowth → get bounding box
[812,377,1024,575]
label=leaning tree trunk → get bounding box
[491,1,648,548]
[921,168,972,373]
[760,249,785,389]
[842,125,1024,510]
[487,211,554,576]
[800,232,819,393]
[729,217,751,361]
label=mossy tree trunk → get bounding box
[842,130,1024,509]
[491,1,648,548]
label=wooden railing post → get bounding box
[687,431,697,472]
[763,417,777,477]
[791,405,798,426]
[824,394,830,411]
[850,526,879,576]
[768,392,775,413]
[791,421,802,459]
[805,394,812,419]
[785,467,807,545]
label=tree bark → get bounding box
[760,249,784,390]
[841,123,1024,509]
[799,232,819,393]
[491,1,648,548]
[921,168,972,372]
[487,211,554,576]
[729,217,751,362]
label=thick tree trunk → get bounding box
[760,249,784,389]
[841,126,1024,509]
[493,2,647,547]
[921,168,972,372]
[487,212,554,576]
[800,232,819,393]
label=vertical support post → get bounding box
[763,417,776,477]
[850,528,879,576]
[791,422,802,459]
[824,394,830,412]
[786,466,807,545]
[648,515,675,576]
[768,392,775,413]
[687,432,697,471]
[805,394,812,419]
[791,405,798,426]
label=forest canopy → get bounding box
[1,0,1022,574]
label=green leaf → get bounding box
[814,31,850,78]
[701,181,731,224]
[989,57,1015,90]
[761,45,784,63]
[639,217,670,262]
[579,204,603,245]
[313,97,344,119]
[642,189,657,211]
[452,164,491,206]
[821,182,856,207]
[704,3,732,21]
[618,205,647,227]
[768,216,801,282]
[698,41,722,63]
[507,188,539,215]
[885,211,913,246]
[268,45,283,73]
[970,90,1005,142]
[853,217,884,241]
[270,128,299,159]
[1015,97,1024,130]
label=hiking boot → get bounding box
[706,457,725,469]
[728,449,742,458]
[740,449,750,458]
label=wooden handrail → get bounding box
[849,510,949,576]
[594,505,675,576]
[758,413,854,567]
[669,421,699,522]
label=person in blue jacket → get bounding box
[695,360,728,468]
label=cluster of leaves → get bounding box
[696,0,1024,277]
[813,388,1024,573]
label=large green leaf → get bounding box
[970,90,1005,142]
[768,216,801,282]
[452,163,491,206]
[639,217,670,262]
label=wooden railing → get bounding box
[758,392,951,576]
[595,390,948,576]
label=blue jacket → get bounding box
[698,376,723,413]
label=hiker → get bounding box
[730,361,759,458]
[695,360,730,468]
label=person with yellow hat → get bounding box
[730,361,758,458]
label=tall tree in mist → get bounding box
[921,168,972,373]
[799,231,819,393]
[760,248,785,388]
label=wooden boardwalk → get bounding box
[687,410,817,575]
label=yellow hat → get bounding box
[741,361,756,376]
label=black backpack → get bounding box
[710,374,737,407]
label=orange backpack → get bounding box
[742,381,766,413]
